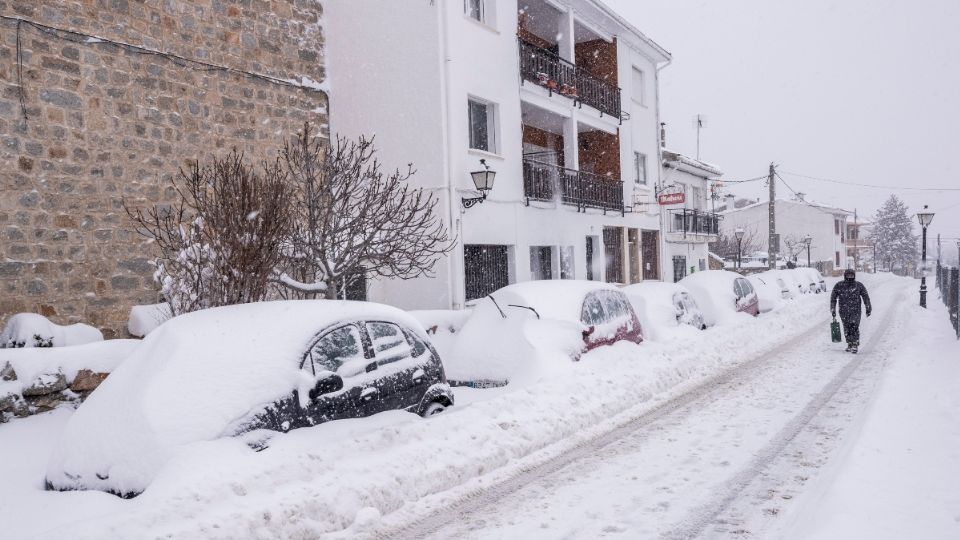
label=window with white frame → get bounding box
[634,152,647,185]
[468,97,498,153]
[631,67,646,105]
[463,0,487,23]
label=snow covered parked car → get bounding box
[623,282,706,337]
[445,281,643,385]
[680,270,760,325]
[746,273,784,313]
[45,301,453,497]
[798,267,827,293]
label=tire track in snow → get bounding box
[663,281,907,539]
[376,282,902,540]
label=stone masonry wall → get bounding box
[0,0,328,337]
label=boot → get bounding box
[845,344,853,352]
[850,344,858,354]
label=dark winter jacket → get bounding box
[830,279,871,319]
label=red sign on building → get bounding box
[657,192,686,205]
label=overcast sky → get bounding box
[606,0,960,263]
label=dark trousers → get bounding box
[840,314,861,346]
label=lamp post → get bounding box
[462,159,497,209]
[803,235,812,268]
[916,206,935,308]
[734,227,745,270]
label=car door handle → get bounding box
[361,387,379,402]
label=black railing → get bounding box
[668,208,721,236]
[936,263,960,338]
[523,158,623,213]
[518,39,622,119]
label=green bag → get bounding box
[831,318,842,343]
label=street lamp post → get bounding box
[735,227,745,270]
[916,206,935,308]
[803,235,812,268]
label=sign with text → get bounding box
[657,192,686,205]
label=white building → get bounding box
[659,149,722,282]
[719,195,851,275]
[326,0,671,308]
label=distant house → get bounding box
[719,195,851,275]
[846,218,874,272]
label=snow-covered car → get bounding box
[746,273,784,313]
[445,281,643,385]
[680,270,760,325]
[799,267,827,293]
[45,301,453,498]
[623,282,706,337]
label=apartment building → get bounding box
[327,0,671,309]
[660,149,722,282]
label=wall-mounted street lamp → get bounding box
[462,159,496,209]
[734,227,745,270]
[917,206,935,308]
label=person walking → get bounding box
[830,268,872,353]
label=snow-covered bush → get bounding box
[0,313,103,349]
[127,303,174,338]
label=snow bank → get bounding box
[0,340,139,394]
[0,314,102,348]
[127,304,172,338]
[45,300,427,496]
[407,309,471,362]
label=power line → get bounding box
[719,174,769,184]
[775,172,843,216]
[780,170,960,192]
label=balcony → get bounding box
[523,158,624,214]
[667,209,721,241]
[519,39,623,120]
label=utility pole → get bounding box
[767,162,777,270]
[853,209,859,271]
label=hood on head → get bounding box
[844,268,855,280]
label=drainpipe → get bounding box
[437,0,460,309]
[654,57,672,280]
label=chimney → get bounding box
[660,122,666,148]
[725,194,735,209]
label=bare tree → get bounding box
[710,226,762,261]
[126,151,293,315]
[276,124,454,299]
[782,234,808,263]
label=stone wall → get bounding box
[0,0,328,336]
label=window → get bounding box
[560,246,575,279]
[634,152,647,185]
[468,98,497,153]
[464,244,511,301]
[836,252,841,266]
[631,67,646,105]
[672,255,687,283]
[306,325,366,376]
[366,322,413,366]
[581,294,606,325]
[465,0,484,22]
[530,246,553,280]
[835,220,840,235]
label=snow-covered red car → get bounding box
[45,301,453,497]
[680,270,760,325]
[445,281,643,385]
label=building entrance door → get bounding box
[628,228,640,283]
[641,230,660,280]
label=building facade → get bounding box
[719,197,851,275]
[0,1,328,336]
[327,0,671,309]
[659,149,721,282]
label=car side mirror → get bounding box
[365,361,378,373]
[582,325,596,340]
[309,372,344,399]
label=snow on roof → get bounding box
[593,0,671,62]
[709,252,725,262]
[46,300,424,495]
[662,148,723,177]
[720,198,851,216]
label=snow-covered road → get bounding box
[389,279,909,539]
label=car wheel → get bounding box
[421,401,447,418]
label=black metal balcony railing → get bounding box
[668,208,721,236]
[523,158,624,214]
[518,39,622,120]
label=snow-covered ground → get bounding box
[1,274,956,539]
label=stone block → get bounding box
[22,372,67,397]
[70,369,109,393]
